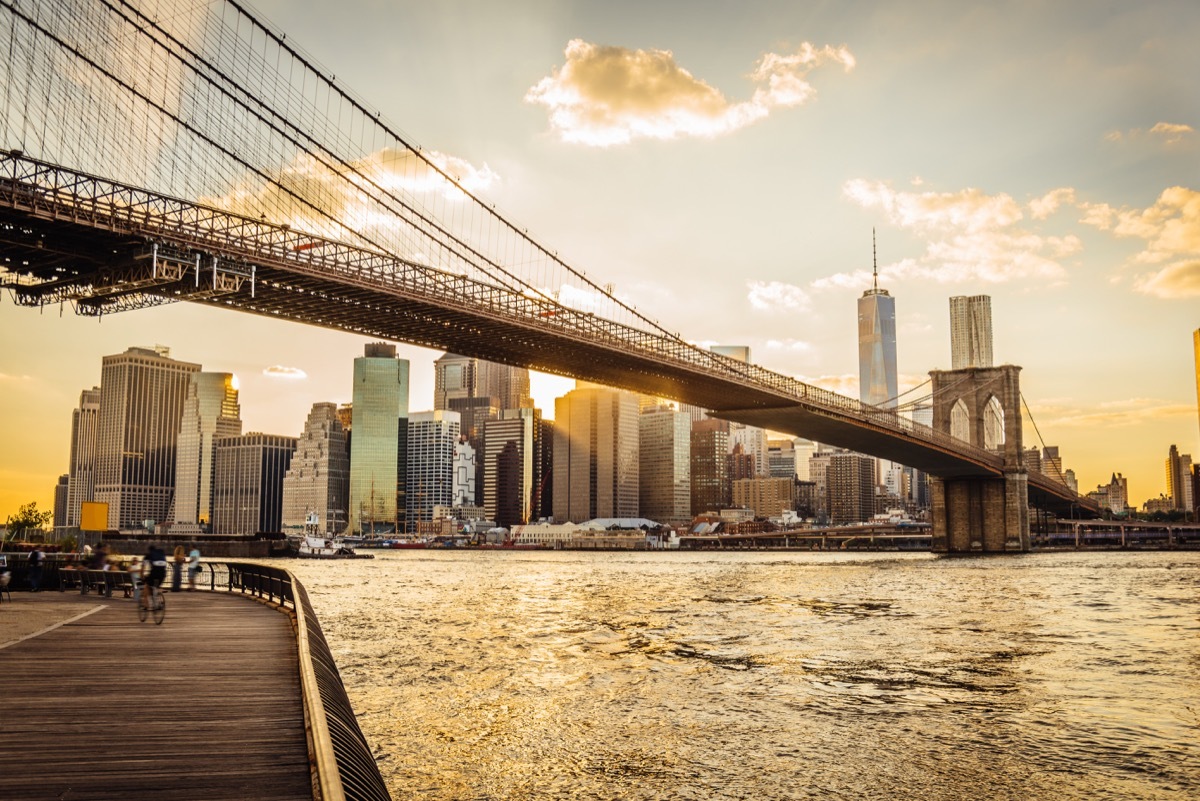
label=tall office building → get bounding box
[281,403,350,535]
[729,424,768,477]
[858,232,898,407]
[94,346,200,530]
[733,477,796,518]
[639,405,691,524]
[553,386,639,522]
[434,353,531,412]
[211,433,297,535]
[348,343,410,535]
[483,409,541,527]
[406,410,460,528]
[949,295,994,369]
[53,474,70,532]
[174,372,241,529]
[65,387,101,528]
[828,451,876,524]
[691,419,730,515]
[1166,444,1194,513]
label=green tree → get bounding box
[5,501,52,540]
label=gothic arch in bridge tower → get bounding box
[927,365,1029,553]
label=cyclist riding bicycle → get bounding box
[141,544,168,610]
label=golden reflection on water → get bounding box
[283,550,1200,801]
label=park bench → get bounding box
[78,569,134,598]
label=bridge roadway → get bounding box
[0,153,1097,516]
[0,590,314,800]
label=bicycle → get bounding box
[138,583,166,624]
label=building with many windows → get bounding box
[639,405,691,524]
[483,408,541,528]
[212,432,297,536]
[65,387,100,529]
[690,419,730,515]
[553,385,639,523]
[348,343,409,535]
[407,410,461,529]
[94,346,200,530]
[1166,444,1194,513]
[732,477,796,518]
[828,451,876,524]
[949,295,994,369]
[174,372,241,530]
[281,403,350,535]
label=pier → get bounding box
[0,563,390,801]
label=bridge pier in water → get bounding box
[928,365,1030,553]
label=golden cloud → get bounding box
[837,180,1066,285]
[1031,398,1194,428]
[201,147,499,243]
[525,39,854,146]
[1080,186,1200,297]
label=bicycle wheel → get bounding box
[138,597,148,622]
[153,591,166,624]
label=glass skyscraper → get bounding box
[348,342,409,535]
[553,385,639,522]
[638,405,691,523]
[858,236,897,407]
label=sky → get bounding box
[2,0,1199,519]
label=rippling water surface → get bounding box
[282,550,1200,800]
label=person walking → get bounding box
[187,546,201,590]
[171,545,186,592]
[27,546,44,592]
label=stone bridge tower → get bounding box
[929,365,1029,553]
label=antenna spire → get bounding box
[872,228,879,291]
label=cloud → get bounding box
[747,280,812,311]
[1079,186,1200,297]
[262,365,307,379]
[799,373,859,396]
[765,338,814,352]
[836,180,1069,286]
[1029,188,1077,220]
[202,147,499,249]
[1031,398,1195,428]
[525,39,854,146]
[1132,259,1200,298]
[1105,122,1196,146]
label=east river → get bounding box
[283,550,1200,800]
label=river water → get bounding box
[283,550,1200,800]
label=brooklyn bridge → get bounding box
[0,0,1100,552]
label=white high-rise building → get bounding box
[282,403,350,535]
[729,423,768,477]
[174,372,242,528]
[950,295,994,369]
[452,437,477,509]
[348,343,410,535]
[65,387,101,528]
[406,410,460,528]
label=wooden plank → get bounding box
[0,591,315,801]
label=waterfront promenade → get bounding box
[0,590,314,800]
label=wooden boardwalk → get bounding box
[0,590,315,800]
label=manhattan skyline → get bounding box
[1,0,1198,518]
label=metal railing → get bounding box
[195,561,392,801]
